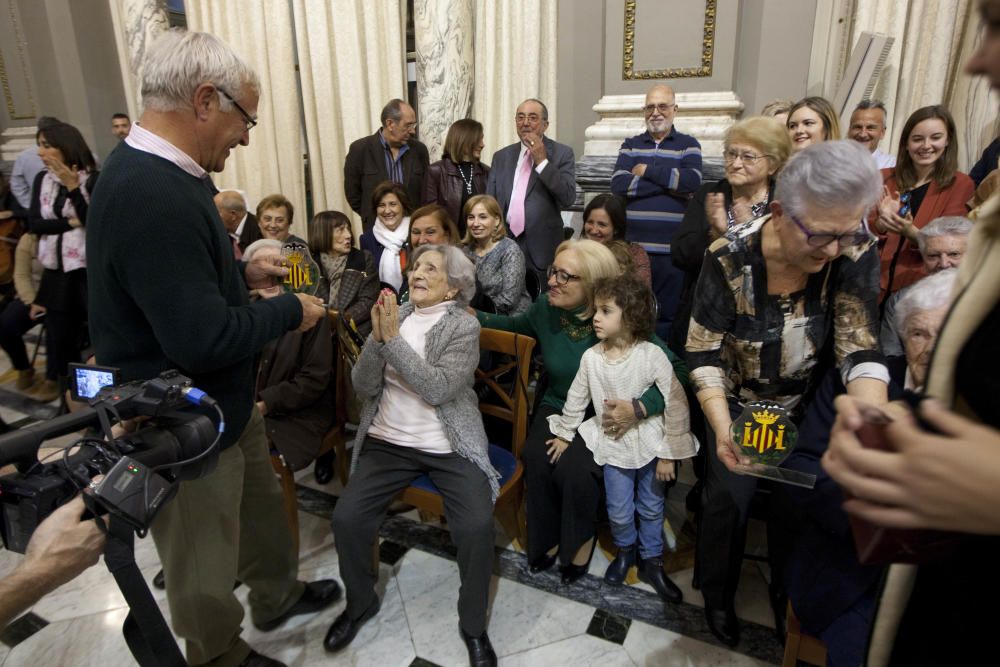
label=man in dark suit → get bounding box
[344,99,429,229]
[487,98,576,282]
[214,189,260,254]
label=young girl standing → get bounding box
[546,274,698,602]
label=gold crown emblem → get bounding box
[751,410,779,426]
[286,250,304,266]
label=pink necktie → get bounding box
[508,151,533,237]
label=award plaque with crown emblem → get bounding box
[729,401,816,488]
[280,240,320,296]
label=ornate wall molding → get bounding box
[622,0,716,80]
[1,0,38,121]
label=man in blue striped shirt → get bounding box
[611,84,702,338]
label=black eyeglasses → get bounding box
[547,266,581,285]
[216,87,257,131]
[788,213,871,248]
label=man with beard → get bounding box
[611,84,702,338]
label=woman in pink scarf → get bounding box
[26,121,99,402]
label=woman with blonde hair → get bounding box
[476,238,687,584]
[423,119,489,236]
[672,115,792,351]
[461,194,529,315]
[787,96,841,153]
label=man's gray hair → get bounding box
[242,239,282,263]
[409,244,477,306]
[141,29,260,113]
[916,216,973,254]
[520,98,549,121]
[775,140,882,218]
[895,268,958,334]
[381,99,407,126]
[854,99,888,126]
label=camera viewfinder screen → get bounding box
[76,368,116,399]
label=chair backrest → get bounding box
[333,310,364,425]
[475,328,536,458]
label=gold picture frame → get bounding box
[623,0,716,80]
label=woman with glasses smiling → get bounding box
[672,116,791,354]
[475,239,688,584]
[685,141,889,648]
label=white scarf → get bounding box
[37,170,90,273]
[372,216,410,291]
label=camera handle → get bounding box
[103,515,187,666]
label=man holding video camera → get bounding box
[86,30,337,667]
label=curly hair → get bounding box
[592,273,656,342]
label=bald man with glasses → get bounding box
[611,84,703,339]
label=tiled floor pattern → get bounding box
[0,341,783,666]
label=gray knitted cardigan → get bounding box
[349,301,501,501]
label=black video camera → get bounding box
[0,369,222,553]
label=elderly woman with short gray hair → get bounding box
[327,243,500,665]
[686,140,889,646]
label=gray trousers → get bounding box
[331,437,495,636]
[151,408,303,667]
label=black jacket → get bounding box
[344,131,429,228]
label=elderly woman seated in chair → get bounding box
[244,239,335,472]
[327,244,500,666]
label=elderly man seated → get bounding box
[880,216,971,356]
[779,268,957,667]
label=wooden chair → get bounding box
[397,328,535,547]
[326,311,365,486]
[782,600,828,667]
[268,310,350,552]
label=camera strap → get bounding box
[103,515,187,667]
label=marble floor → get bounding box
[0,341,785,666]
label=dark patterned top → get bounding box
[685,216,884,415]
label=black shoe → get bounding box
[152,569,165,590]
[314,450,335,485]
[528,553,556,574]
[637,557,683,603]
[255,579,342,632]
[559,562,588,585]
[603,545,636,586]
[705,606,740,647]
[238,649,287,667]
[460,627,498,667]
[323,599,381,652]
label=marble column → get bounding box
[414,0,474,161]
[110,0,171,118]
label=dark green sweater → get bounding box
[478,295,687,412]
[87,144,302,448]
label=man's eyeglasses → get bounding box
[643,103,676,115]
[216,87,257,131]
[788,213,871,248]
[516,113,543,123]
[723,149,770,165]
[547,266,581,285]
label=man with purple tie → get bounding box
[487,99,576,284]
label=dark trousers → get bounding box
[43,308,83,379]
[648,253,684,340]
[331,437,495,636]
[523,403,603,566]
[0,299,34,370]
[696,418,793,610]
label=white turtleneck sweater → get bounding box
[368,300,454,454]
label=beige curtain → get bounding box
[472,0,559,165]
[292,0,408,234]
[185,1,307,237]
[850,0,997,170]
